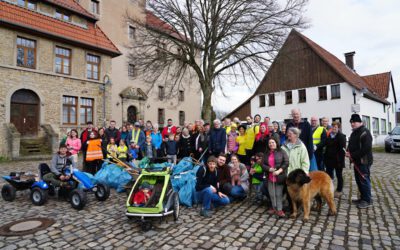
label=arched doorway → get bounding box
[10,89,40,136]
[127,106,137,124]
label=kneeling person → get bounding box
[196,156,230,217]
[43,144,76,188]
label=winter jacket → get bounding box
[178,135,193,158]
[253,134,268,154]
[324,131,346,168]
[80,128,98,145]
[282,139,310,175]
[348,125,373,166]
[286,120,313,160]
[161,126,177,139]
[262,149,289,184]
[141,143,157,159]
[164,140,178,155]
[251,163,264,185]
[192,132,208,159]
[151,131,163,150]
[105,127,121,143]
[66,137,81,155]
[50,152,75,176]
[127,129,146,149]
[244,124,259,150]
[196,166,220,192]
[218,164,232,188]
[227,131,238,153]
[209,127,227,154]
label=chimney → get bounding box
[344,51,356,71]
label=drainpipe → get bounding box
[102,75,111,128]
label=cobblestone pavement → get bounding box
[0,152,399,250]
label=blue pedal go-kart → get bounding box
[1,172,36,202]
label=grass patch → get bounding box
[0,156,10,163]
[372,146,385,153]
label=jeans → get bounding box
[326,163,344,192]
[196,187,230,210]
[230,185,246,199]
[254,184,263,201]
[354,164,372,203]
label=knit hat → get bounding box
[350,114,362,123]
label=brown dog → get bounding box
[286,169,337,221]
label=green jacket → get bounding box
[282,139,310,175]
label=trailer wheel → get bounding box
[30,187,48,206]
[173,193,180,221]
[141,221,152,231]
[2,184,16,201]
[70,189,87,210]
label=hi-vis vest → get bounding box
[86,139,103,161]
[131,129,141,144]
[312,126,325,145]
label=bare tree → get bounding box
[127,0,308,122]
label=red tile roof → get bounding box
[362,72,391,99]
[0,1,120,56]
[44,0,96,20]
[146,10,186,41]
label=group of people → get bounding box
[51,108,373,217]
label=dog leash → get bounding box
[349,156,366,180]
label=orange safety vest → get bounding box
[86,139,103,161]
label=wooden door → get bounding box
[127,106,137,124]
[10,89,40,136]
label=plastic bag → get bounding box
[94,163,132,193]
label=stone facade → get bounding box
[0,26,113,158]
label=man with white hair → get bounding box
[286,109,313,160]
[208,119,227,157]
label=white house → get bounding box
[227,30,397,145]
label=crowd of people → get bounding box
[54,108,373,218]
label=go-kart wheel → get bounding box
[2,184,16,201]
[70,189,87,210]
[141,222,152,231]
[30,187,48,206]
[173,193,180,221]
[95,183,110,201]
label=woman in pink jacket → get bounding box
[66,129,82,167]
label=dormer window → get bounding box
[91,0,100,14]
[17,0,36,10]
[56,10,71,22]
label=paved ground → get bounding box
[0,152,399,250]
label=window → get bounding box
[331,84,341,99]
[16,37,36,69]
[259,95,265,107]
[55,10,71,22]
[362,116,371,130]
[158,108,165,125]
[268,93,275,106]
[381,119,387,134]
[179,111,185,126]
[55,46,71,75]
[129,26,136,39]
[179,90,185,102]
[298,89,306,103]
[63,96,77,125]
[80,98,94,125]
[372,117,379,135]
[18,0,36,10]
[318,86,327,101]
[86,54,100,80]
[285,91,292,104]
[91,0,99,14]
[128,64,135,77]
[158,86,165,100]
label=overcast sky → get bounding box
[213,0,400,113]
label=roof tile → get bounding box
[362,72,391,99]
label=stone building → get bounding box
[0,0,120,159]
[77,0,202,127]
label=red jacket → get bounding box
[80,128,98,145]
[161,126,177,139]
[132,190,152,205]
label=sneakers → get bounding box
[200,209,212,218]
[357,201,373,209]
[351,198,362,205]
[267,208,276,215]
[276,210,286,218]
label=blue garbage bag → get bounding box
[94,163,132,192]
[172,157,194,175]
[177,174,197,207]
[309,154,318,172]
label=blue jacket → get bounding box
[164,140,178,155]
[209,127,227,154]
[127,129,145,149]
[151,132,163,150]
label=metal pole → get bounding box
[103,83,106,128]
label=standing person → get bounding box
[127,122,146,159]
[208,119,227,157]
[151,124,163,158]
[236,125,248,165]
[174,127,182,142]
[286,109,313,160]
[193,125,208,161]
[117,140,128,162]
[105,120,121,144]
[233,117,241,127]
[253,123,269,154]
[80,121,97,167]
[279,124,287,146]
[165,133,178,164]
[178,128,192,159]
[85,131,103,175]
[144,120,153,137]
[196,156,230,217]
[310,116,327,171]
[282,127,310,175]
[98,127,108,159]
[249,153,265,204]
[244,116,259,164]
[141,136,157,162]
[228,154,250,200]
[324,121,346,198]
[161,119,177,140]
[66,129,81,167]
[263,116,270,126]
[226,123,238,160]
[321,117,332,134]
[223,118,232,134]
[254,114,262,126]
[346,114,373,209]
[263,137,289,218]
[120,125,130,145]
[106,137,118,161]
